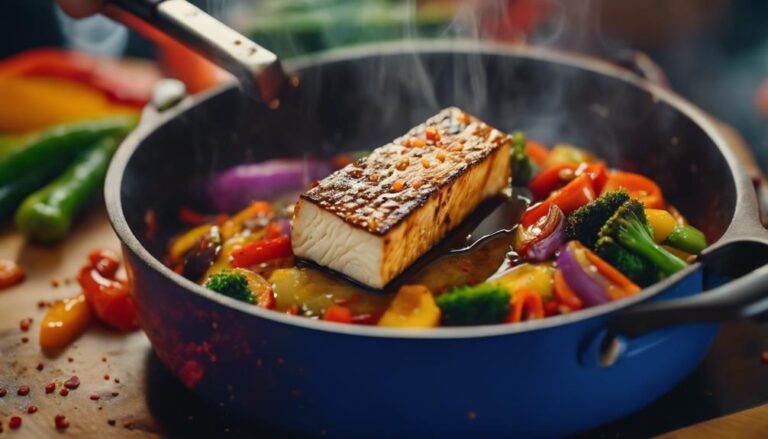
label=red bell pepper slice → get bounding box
[230,235,293,268]
[528,161,607,200]
[324,305,352,324]
[521,173,596,227]
[507,288,545,323]
[78,251,138,331]
[601,171,665,209]
[525,140,550,167]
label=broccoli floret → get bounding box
[511,131,535,186]
[595,236,661,287]
[566,190,630,249]
[205,270,255,304]
[598,200,687,276]
[436,283,510,326]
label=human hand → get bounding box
[56,0,103,18]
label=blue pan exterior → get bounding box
[107,43,751,437]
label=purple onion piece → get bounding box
[275,218,291,236]
[208,159,334,212]
[557,242,608,307]
[521,206,565,262]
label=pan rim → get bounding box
[105,40,747,340]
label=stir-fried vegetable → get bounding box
[205,268,275,308]
[528,162,608,200]
[436,284,511,326]
[645,208,678,243]
[565,191,630,249]
[594,237,661,287]
[511,132,534,186]
[543,144,595,168]
[379,285,440,328]
[597,200,687,276]
[522,173,596,226]
[663,224,707,254]
[602,171,665,209]
[515,205,565,262]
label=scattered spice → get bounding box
[111,391,119,397]
[108,419,116,426]
[412,181,423,190]
[67,357,74,363]
[761,351,768,364]
[425,127,440,141]
[104,374,110,380]
[114,378,120,384]
[45,383,55,394]
[9,416,22,429]
[369,174,379,182]
[101,357,107,362]
[50,278,60,288]
[36,362,44,371]
[0,259,25,289]
[395,158,409,171]
[392,179,405,192]
[21,336,29,343]
[410,137,425,148]
[436,151,446,162]
[19,318,32,331]
[27,405,38,414]
[18,385,30,396]
[90,393,100,401]
[54,414,69,429]
[64,376,80,389]
[37,300,47,309]
[59,388,69,397]
[0,387,7,397]
[421,158,431,169]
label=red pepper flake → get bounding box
[19,318,32,331]
[309,180,320,189]
[101,357,107,362]
[114,378,120,384]
[21,336,29,343]
[90,393,101,401]
[0,387,7,397]
[108,419,116,426]
[64,376,80,389]
[9,416,22,429]
[67,357,74,363]
[761,351,768,364]
[54,414,69,429]
[45,383,55,393]
[104,373,110,380]
[111,391,119,397]
[17,385,30,396]
[27,405,38,414]
[36,362,44,371]
[425,127,441,141]
[59,388,69,397]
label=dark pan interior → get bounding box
[119,48,736,258]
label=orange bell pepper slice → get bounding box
[324,305,352,323]
[602,171,665,209]
[230,235,293,268]
[522,173,596,226]
[583,247,641,299]
[39,294,93,349]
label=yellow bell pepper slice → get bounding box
[379,285,440,328]
[39,294,93,349]
[0,76,137,133]
[645,209,678,243]
[491,263,555,301]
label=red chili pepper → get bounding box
[544,299,560,317]
[78,251,138,332]
[323,305,352,324]
[522,173,596,227]
[178,207,207,226]
[230,235,293,268]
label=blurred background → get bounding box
[1,0,767,168]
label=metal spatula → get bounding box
[106,0,285,102]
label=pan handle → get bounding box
[607,214,768,333]
[105,0,285,101]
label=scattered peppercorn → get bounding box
[9,416,22,429]
[108,419,116,426]
[67,357,73,363]
[111,392,119,397]
[19,318,32,331]
[0,388,7,397]
[425,127,440,141]
[50,278,60,287]
[114,378,120,384]
[37,300,47,308]
[45,383,55,394]
[63,376,80,389]
[18,385,30,396]
[27,405,38,414]
[21,336,29,343]
[54,414,69,429]
[101,357,107,362]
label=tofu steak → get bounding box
[292,107,512,289]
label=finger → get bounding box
[57,0,104,18]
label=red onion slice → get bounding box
[557,241,608,307]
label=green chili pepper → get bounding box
[15,136,121,242]
[0,115,137,220]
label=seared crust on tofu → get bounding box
[292,107,511,289]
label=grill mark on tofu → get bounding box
[300,107,511,235]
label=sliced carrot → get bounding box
[507,288,545,323]
[553,270,583,311]
[525,140,550,167]
[583,248,641,296]
[602,171,665,209]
